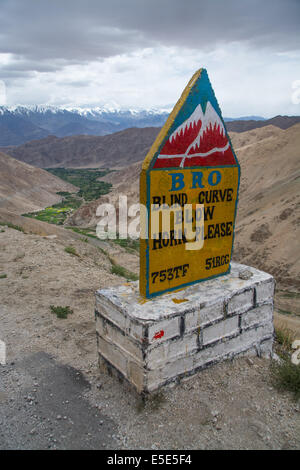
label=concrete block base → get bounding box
[95,262,275,394]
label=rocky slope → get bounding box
[0,151,77,214]
[232,124,300,292]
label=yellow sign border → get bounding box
[140,69,240,298]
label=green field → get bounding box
[46,168,112,201]
[23,168,112,225]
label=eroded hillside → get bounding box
[0,152,77,214]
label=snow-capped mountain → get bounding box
[0,104,171,117]
[0,105,171,146]
[1,104,294,149]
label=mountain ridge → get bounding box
[0,105,299,146]
[0,127,161,168]
[0,106,170,146]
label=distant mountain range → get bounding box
[0,106,170,146]
[0,105,299,146]
[226,115,300,133]
[1,127,161,168]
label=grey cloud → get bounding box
[0,1,148,63]
[0,0,299,66]
[0,59,59,74]
[0,0,299,110]
[0,70,34,80]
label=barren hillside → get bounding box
[0,152,77,214]
[67,124,300,298]
[226,115,300,133]
[232,124,300,292]
[1,128,160,169]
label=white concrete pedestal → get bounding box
[95,262,275,394]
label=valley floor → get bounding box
[0,226,299,450]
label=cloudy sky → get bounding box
[0,0,299,117]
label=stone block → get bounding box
[147,333,198,369]
[227,289,253,315]
[203,316,239,345]
[185,301,224,332]
[241,303,273,330]
[95,262,274,394]
[255,280,275,305]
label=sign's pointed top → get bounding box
[142,68,237,171]
[140,69,240,298]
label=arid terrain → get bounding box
[1,128,160,169]
[0,122,299,449]
[0,151,77,214]
[68,124,300,313]
[2,115,300,169]
[0,226,299,450]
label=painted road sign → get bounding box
[140,69,240,298]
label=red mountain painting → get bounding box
[153,101,237,168]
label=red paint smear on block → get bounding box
[153,330,165,340]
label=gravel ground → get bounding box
[0,228,299,449]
